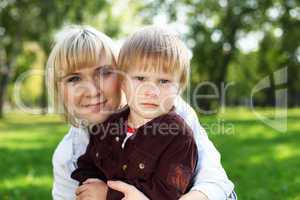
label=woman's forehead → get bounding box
[57,44,115,73]
[58,56,115,76]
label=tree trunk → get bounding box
[39,44,51,115]
[40,70,48,115]
[0,64,11,118]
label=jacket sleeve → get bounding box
[70,136,106,184]
[175,97,234,200]
[123,136,198,200]
[52,129,79,200]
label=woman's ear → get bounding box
[119,90,127,108]
[177,84,182,95]
[120,80,126,91]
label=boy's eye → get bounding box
[134,76,145,81]
[159,79,170,84]
[67,76,81,83]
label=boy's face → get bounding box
[122,68,180,120]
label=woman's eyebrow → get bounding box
[97,65,112,68]
[59,73,80,80]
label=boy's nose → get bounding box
[142,82,160,97]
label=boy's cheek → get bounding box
[159,95,176,110]
[162,98,176,109]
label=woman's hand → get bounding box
[107,180,149,200]
[75,178,108,200]
[179,190,209,200]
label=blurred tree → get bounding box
[143,0,300,109]
[278,0,300,106]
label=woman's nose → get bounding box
[84,79,102,98]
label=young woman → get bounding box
[46,25,235,200]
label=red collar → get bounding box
[127,126,136,134]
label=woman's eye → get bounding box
[97,66,113,77]
[134,76,145,81]
[67,76,81,83]
[159,79,170,84]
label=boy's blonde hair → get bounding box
[46,25,117,124]
[118,25,190,90]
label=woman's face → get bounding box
[59,57,121,124]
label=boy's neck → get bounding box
[127,109,152,129]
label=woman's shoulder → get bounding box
[52,126,89,165]
[174,97,198,119]
[52,126,75,165]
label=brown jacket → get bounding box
[71,106,198,200]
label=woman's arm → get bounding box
[52,128,82,200]
[180,191,209,200]
[175,97,234,200]
[52,126,91,200]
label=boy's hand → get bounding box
[107,180,149,200]
[75,178,108,200]
[179,190,209,200]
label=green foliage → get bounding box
[143,0,300,107]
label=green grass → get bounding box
[0,113,68,200]
[0,109,300,200]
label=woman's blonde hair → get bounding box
[46,25,117,125]
[118,25,190,91]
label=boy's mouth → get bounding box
[140,103,159,108]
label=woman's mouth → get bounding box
[84,100,107,111]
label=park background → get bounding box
[0,0,299,199]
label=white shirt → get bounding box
[52,97,234,200]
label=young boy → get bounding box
[71,26,198,200]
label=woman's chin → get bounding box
[78,110,112,124]
[87,114,108,124]
[74,103,119,125]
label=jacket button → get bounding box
[139,163,145,170]
[122,164,127,171]
[115,136,120,142]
